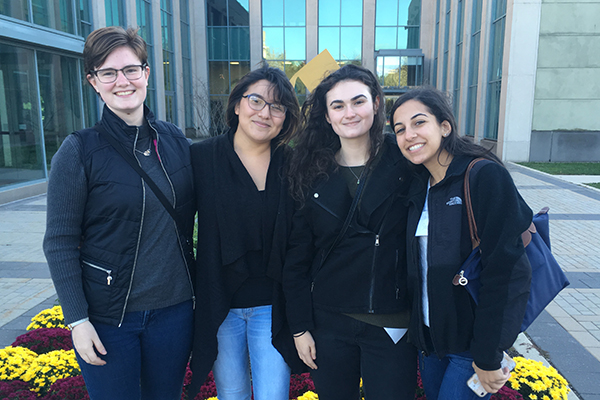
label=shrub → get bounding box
[0,346,38,381]
[21,349,80,394]
[12,328,72,354]
[27,306,66,331]
[508,357,570,400]
[0,379,37,400]
[42,375,89,400]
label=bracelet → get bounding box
[67,317,89,331]
[293,331,307,338]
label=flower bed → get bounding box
[0,306,571,399]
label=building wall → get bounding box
[530,0,600,161]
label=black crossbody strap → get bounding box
[93,124,183,229]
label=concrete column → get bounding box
[420,0,436,84]
[124,0,137,28]
[456,0,474,131]
[306,0,318,61]
[172,0,185,128]
[151,0,165,119]
[496,0,541,161]
[362,0,375,72]
[190,0,210,135]
[91,1,106,29]
[250,0,263,69]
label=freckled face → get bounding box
[87,46,149,125]
[325,80,379,141]
[393,99,451,170]
[234,80,286,145]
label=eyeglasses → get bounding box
[91,64,147,84]
[242,94,287,118]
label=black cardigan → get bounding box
[405,155,532,370]
[188,131,304,395]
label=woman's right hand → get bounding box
[71,321,107,366]
[293,331,318,369]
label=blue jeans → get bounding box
[419,351,492,400]
[212,305,291,400]
[74,300,193,400]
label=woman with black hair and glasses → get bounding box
[44,26,195,399]
[188,66,304,400]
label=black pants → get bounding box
[310,309,417,400]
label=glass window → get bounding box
[32,0,75,34]
[318,0,339,26]
[229,27,250,60]
[375,0,420,50]
[285,27,305,60]
[137,0,156,111]
[230,61,250,89]
[319,27,340,59]
[37,51,82,166]
[208,27,228,60]
[340,0,361,25]
[263,0,283,26]
[263,27,284,59]
[81,63,98,128]
[284,0,304,26]
[0,43,45,188]
[161,0,176,123]
[105,0,125,27]
[340,27,361,60]
[453,0,464,116]
[376,55,423,89]
[209,61,229,95]
[0,0,29,21]
[78,0,92,37]
[484,0,506,140]
[228,0,249,26]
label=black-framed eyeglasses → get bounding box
[242,94,287,118]
[90,64,147,84]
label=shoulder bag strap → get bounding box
[93,124,184,229]
[463,157,486,250]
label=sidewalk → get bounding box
[0,164,599,399]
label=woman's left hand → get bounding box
[472,362,511,393]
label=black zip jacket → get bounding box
[406,155,532,370]
[283,135,412,334]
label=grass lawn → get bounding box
[518,162,600,175]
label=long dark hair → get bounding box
[286,64,385,203]
[226,64,300,144]
[390,86,501,165]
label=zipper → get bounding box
[368,234,380,312]
[149,121,196,310]
[119,127,146,327]
[82,260,113,286]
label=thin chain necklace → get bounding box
[339,152,366,184]
[135,138,152,157]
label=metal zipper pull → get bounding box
[311,281,315,292]
[452,270,468,286]
[375,235,380,246]
[107,274,113,286]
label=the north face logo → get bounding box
[446,196,462,206]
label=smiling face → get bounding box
[393,99,452,175]
[325,80,379,142]
[234,79,285,145]
[87,46,149,126]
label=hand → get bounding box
[293,331,317,369]
[71,321,107,366]
[472,362,511,393]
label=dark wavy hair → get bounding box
[286,64,385,203]
[390,86,501,165]
[226,65,300,144]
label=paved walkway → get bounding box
[0,165,599,398]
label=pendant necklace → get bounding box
[135,139,152,157]
[340,152,365,184]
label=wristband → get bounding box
[67,317,89,331]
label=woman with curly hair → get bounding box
[283,64,416,399]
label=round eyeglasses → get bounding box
[242,94,287,118]
[91,64,147,84]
